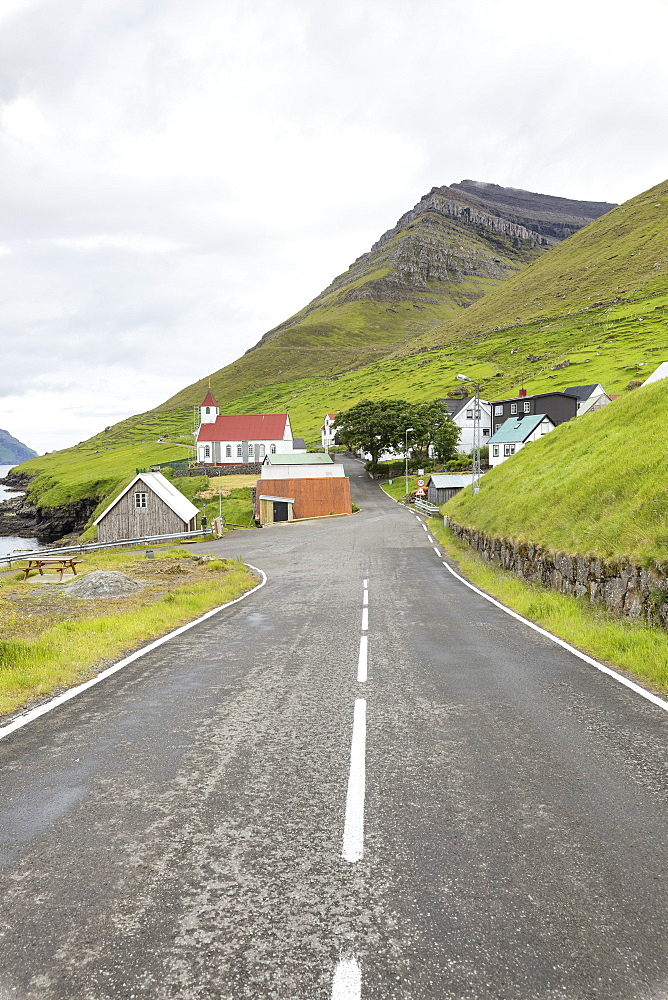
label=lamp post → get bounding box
[457,374,481,494]
[404,426,414,497]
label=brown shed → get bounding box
[255,477,352,525]
[94,472,200,543]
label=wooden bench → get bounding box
[22,557,81,582]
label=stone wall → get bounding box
[174,464,262,478]
[446,518,668,629]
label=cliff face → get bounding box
[252,180,616,350]
[450,180,616,241]
[0,429,37,465]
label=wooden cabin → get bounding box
[94,472,200,543]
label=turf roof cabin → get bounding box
[94,472,200,543]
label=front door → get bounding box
[273,501,289,522]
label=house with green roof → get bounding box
[260,452,346,478]
[488,413,555,468]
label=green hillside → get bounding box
[11,178,666,534]
[444,378,668,566]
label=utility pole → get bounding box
[457,375,481,494]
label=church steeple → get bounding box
[200,387,219,424]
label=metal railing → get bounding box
[0,528,213,567]
[413,498,441,516]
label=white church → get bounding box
[195,391,306,465]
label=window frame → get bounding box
[134,491,147,509]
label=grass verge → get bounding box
[0,546,259,718]
[430,517,668,696]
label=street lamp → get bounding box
[457,374,481,494]
[404,427,414,497]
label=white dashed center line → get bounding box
[332,956,362,999]
[361,607,368,632]
[357,635,368,682]
[342,698,366,863]
[427,534,434,543]
[433,547,441,556]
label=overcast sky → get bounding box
[1,0,667,455]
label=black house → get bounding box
[489,390,578,434]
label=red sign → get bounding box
[415,487,426,497]
[417,478,425,487]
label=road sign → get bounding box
[417,478,425,487]
[415,487,426,497]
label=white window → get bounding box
[204,445,210,458]
[236,444,243,458]
[134,492,147,508]
[523,401,531,413]
[492,445,499,457]
[494,404,503,415]
[248,443,254,456]
[495,422,501,432]
[504,444,516,456]
[510,403,517,414]
[466,409,473,419]
[482,428,490,436]
[270,444,276,454]
[541,422,549,434]
[225,445,231,458]
[259,444,265,457]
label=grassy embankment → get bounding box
[445,378,668,566]
[10,180,668,518]
[0,546,258,718]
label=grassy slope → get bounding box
[444,378,668,565]
[11,179,668,521]
[0,547,257,717]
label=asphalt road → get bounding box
[1,458,667,999]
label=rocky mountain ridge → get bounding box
[0,428,37,465]
[251,180,616,352]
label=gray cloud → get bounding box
[0,0,666,453]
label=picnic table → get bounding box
[22,557,81,582]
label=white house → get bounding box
[562,384,611,416]
[444,397,492,453]
[321,413,338,449]
[260,453,346,478]
[487,413,556,468]
[641,362,668,387]
[195,391,298,465]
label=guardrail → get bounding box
[414,499,441,516]
[0,528,214,567]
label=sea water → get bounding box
[0,464,41,559]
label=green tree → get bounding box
[333,399,413,470]
[410,401,460,464]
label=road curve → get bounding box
[0,457,667,999]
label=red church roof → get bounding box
[201,390,218,407]
[197,413,289,442]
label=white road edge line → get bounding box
[440,557,668,713]
[0,564,269,743]
[422,524,428,532]
[427,534,434,543]
[357,635,368,683]
[361,607,368,632]
[342,698,366,863]
[433,547,441,556]
[332,956,362,1000]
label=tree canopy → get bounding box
[333,399,460,468]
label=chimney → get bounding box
[519,388,527,397]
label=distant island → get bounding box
[0,428,37,465]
